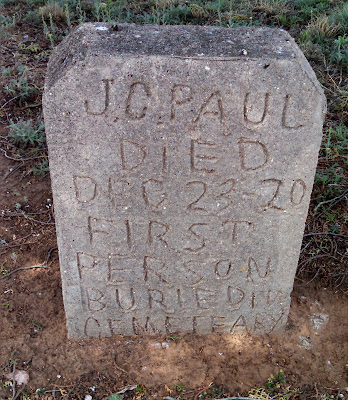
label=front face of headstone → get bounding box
[44,24,325,338]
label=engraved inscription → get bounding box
[191,139,218,173]
[260,178,284,210]
[120,139,146,171]
[171,84,193,120]
[227,287,245,308]
[230,315,248,334]
[165,316,182,333]
[211,316,227,333]
[247,257,271,281]
[84,79,113,115]
[108,178,132,208]
[186,181,208,211]
[239,137,269,171]
[184,223,208,252]
[215,178,235,212]
[84,317,101,337]
[194,91,224,124]
[215,259,233,278]
[77,252,97,279]
[108,319,124,336]
[282,94,304,129]
[86,287,106,311]
[196,288,215,309]
[142,179,167,209]
[148,289,173,313]
[115,286,136,311]
[143,256,170,284]
[244,92,269,124]
[74,176,97,203]
[132,316,158,334]
[290,179,306,205]
[88,217,132,255]
[254,312,284,334]
[108,256,138,283]
[125,82,150,119]
[148,221,170,251]
[223,220,254,244]
[183,261,204,286]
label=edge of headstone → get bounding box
[44,22,325,114]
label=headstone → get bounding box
[43,23,326,338]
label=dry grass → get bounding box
[39,2,66,21]
[254,0,290,16]
[307,15,342,38]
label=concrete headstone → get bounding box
[43,23,326,338]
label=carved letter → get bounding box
[120,139,146,171]
[108,256,138,283]
[142,179,167,208]
[115,286,136,311]
[77,252,98,279]
[86,287,106,311]
[227,287,245,308]
[84,79,113,115]
[214,178,236,212]
[215,259,233,278]
[148,221,170,251]
[165,316,182,333]
[194,91,224,124]
[171,84,193,120]
[108,178,133,208]
[254,312,285,334]
[196,288,215,309]
[247,257,271,281]
[143,256,170,284]
[230,315,248,334]
[244,92,269,124]
[132,316,158,334]
[84,317,101,337]
[186,181,208,212]
[223,220,254,244]
[211,316,227,333]
[73,176,97,203]
[238,137,269,171]
[191,139,218,173]
[183,261,204,286]
[290,179,306,205]
[125,82,150,119]
[88,217,132,255]
[148,289,173,313]
[260,178,284,210]
[282,94,303,129]
[184,223,208,252]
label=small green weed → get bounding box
[8,119,45,148]
[265,369,286,395]
[31,158,49,175]
[2,302,10,308]
[0,264,9,276]
[4,76,38,101]
[136,385,146,393]
[174,383,186,392]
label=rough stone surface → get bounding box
[43,23,326,338]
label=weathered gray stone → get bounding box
[43,23,326,338]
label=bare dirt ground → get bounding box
[0,152,347,399]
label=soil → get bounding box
[0,153,348,399]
